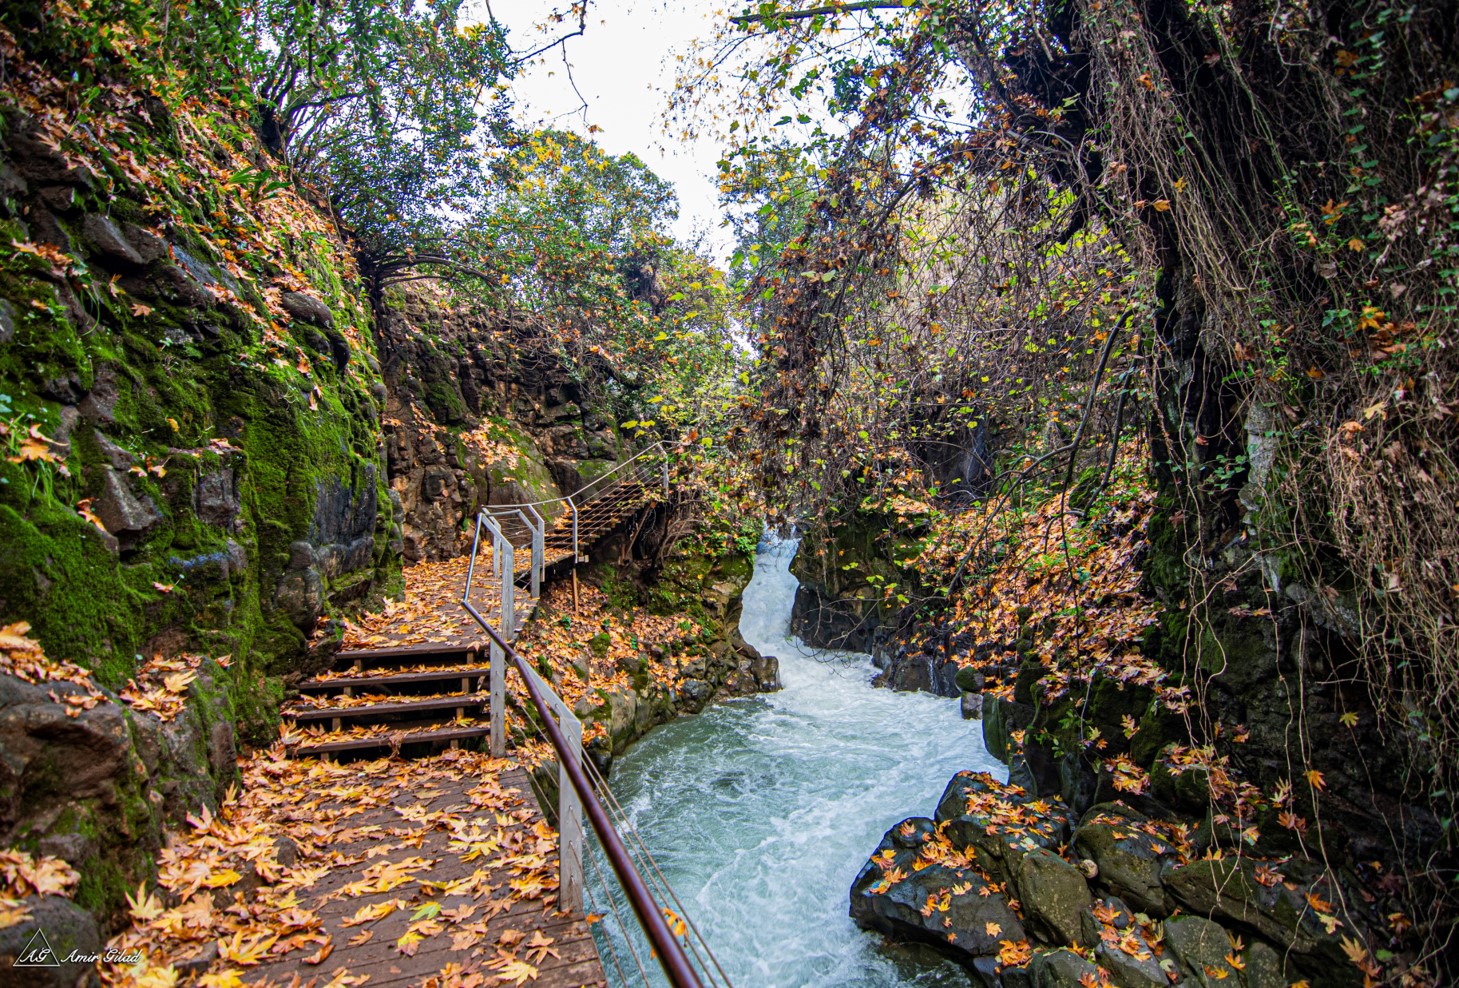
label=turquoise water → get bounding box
[585,534,1005,987]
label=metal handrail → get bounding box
[488,439,683,510]
[485,440,679,565]
[461,508,706,988]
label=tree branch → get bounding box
[729,1,908,26]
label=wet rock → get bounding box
[94,467,161,544]
[850,817,1025,967]
[78,365,119,424]
[886,652,937,692]
[679,678,712,713]
[934,771,1074,890]
[955,666,985,693]
[0,675,133,814]
[0,895,101,988]
[81,214,144,267]
[92,430,134,470]
[1161,914,1238,987]
[274,568,325,631]
[282,290,334,328]
[0,299,16,344]
[168,541,247,582]
[749,654,781,691]
[1093,925,1169,988]
[1071,804,1175,916]
[194,466,241,530]
[961,692,984,720]
[608,690,638,752]
[1243,939,1292,988]
[1028,948,1104,988]
[1017,848,1091,946]
[983,697,1034,764]
[1159,857,1359,981]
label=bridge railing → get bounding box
[461,506,711,988]
[484,440,681,566]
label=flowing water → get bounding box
[587,534,1006,987]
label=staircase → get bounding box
[280,455,670,760]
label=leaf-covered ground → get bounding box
[101,748,593,988]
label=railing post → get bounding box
[568,496,579,562]
[500,538,515,635]
[524,505,545,597]
[489,638,505,757]
[559,712,584,913]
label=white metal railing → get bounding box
[466,510,583,911]
[487,441,679,563]
[461,447,727,988]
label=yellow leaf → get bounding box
[1306,769,1326,791]
[1151,199,1171,212]
[985,921,1002,937]
[1339,711,1358,728]
[203,868,242,888]
[167,417,180,432]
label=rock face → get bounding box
[934,772,1075,891]
[0,666,231,931]
[1071,805,1175,916]
[0,894,101,987]
[850,817,1025,970]
[374,292,626,563]
[851,761,1371,987]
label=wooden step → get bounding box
[293,723,492,758]
[298,665,488,693]
[334,642,478,669]
[284,694,488,724]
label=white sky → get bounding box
[483,1,735,260]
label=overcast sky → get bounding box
[483,1,734,259]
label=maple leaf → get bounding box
[985,921,1002,937]
[489,957,539,986]
[1340,936,1369,966]
[1306,769,1327,791]
[303,940,335,965]
[525,930,558,963]
[202,868,242,888]
[218,930,277,966]
[198,970,245,988]
[132,302,155,317]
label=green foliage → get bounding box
[247,0,513,286]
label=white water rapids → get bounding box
[586,533,1006,987]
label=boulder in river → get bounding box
[1016,848,1091,947]
[1071,803,1179,916]
[934,770,1074,890]
[850,816,1025,969]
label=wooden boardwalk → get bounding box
[242,757,606,988]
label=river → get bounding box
[587,533,1006,987]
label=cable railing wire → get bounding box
[580,752,733,988]
[462,567,707,987]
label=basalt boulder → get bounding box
[850,816,1025,971]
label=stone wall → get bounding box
[373,288,622,562]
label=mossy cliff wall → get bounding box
[0,28,397,925]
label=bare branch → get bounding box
[729,1,908,26]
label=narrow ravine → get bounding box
[588,534,1006,987]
